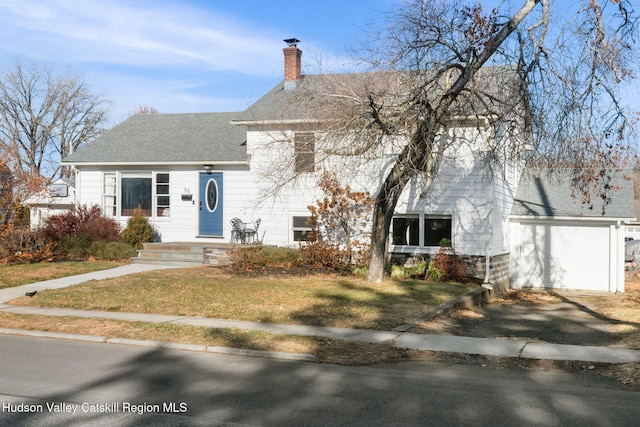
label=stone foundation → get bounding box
[390,252,511,295]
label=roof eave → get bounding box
[510,215,634,222]
[231,118,323,126]
[62,160,249,167]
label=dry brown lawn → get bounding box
[0,260,128,289]
[1,262,639,389]
[7,266,475,330]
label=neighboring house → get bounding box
[62,41,634,292]
[24,178,77,229]
[623,198,640,241]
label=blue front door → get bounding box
[199,172,223,236]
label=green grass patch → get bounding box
[0,261,129,289]
[9,266,475,330]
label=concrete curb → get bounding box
[2,265,639,365]
[0,327,108,343]
[396,333,527,358]
[521,342,640,363]
[0,327,317,363]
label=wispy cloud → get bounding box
[0,0,367,119]
[0,0,284,76]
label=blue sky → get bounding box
[0,0,638,127]
[0,0,396,124]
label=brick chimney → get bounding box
[283,38,302,89]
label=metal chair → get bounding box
[230,217,245,244]
[244,218,261,244]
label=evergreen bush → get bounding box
[120,207,156,250]
[90,241,137,260]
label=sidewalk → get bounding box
[1,264,640,364]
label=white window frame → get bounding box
[292,215,315,242]
[391,213,453,252]
[102,171,170,218]
[294,132,315,173]
[103,173,117,217]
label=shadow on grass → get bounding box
[282,279,475,330]
[426,290,640,348]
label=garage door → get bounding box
[510,222,610,291]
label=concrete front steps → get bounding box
[132,242,234,267]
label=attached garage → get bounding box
[509,169,634,292]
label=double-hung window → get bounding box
[292,215,315,241]
[103,172,170,218]
[103,173,117,217]
[155,173,170,216]
[294,132,315,173]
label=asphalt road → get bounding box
[0,335,638,426]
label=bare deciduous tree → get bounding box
[0,62,110,191]
[132,105,159,115]
[259,0,637,282]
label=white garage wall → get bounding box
[510,219,625,292]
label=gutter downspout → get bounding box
[616,220,622,293]
[481,171,494,291]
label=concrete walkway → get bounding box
[1,264,640,364]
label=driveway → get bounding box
[410,278,640,348]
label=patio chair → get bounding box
[230,217,245,244]
[244,218,261,244]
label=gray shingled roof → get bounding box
[63,112,247,165]
[236,67,521,124]
[235,75,333,123]
[511,168,635,219]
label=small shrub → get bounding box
[40,204,121,243]
[0,221,48,263]
[261,247,304,268]
[90,241,137,260]
[230,246,266,272]
[426,263,446,281]
[120,207,155,250]
[390,264,410,279]
[230,246,309,272]
[351,264,369,277]
[390,261,427,279]
[431,246,467,282]
[59,234,93,259]
[299,237,345,269]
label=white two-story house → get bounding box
[62,41,634,292]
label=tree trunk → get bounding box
[367,122,435,282]
[365,1,540,282]
[367,185,400,282]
